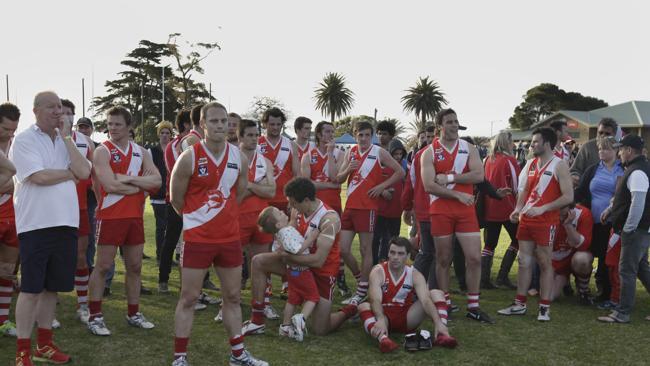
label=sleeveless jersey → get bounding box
[552,205,593,262]
[296,201,340,277]
[164,136,182,202]
[97,140,145,220]
[308,146,342,210]
[380,262,415,308]
[258,135,294,204]
[554,144,571,164]
[240,150,269,214]
[182,142,241,244]
[0,143,14,220]
[72,131,92,211]
[346,145,383,210]
[519,156,563,225]
[297,141,315,162]
[428,138,473,215]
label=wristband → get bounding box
[447,174,455,183]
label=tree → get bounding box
[245,96,290,122]
[401,76,448,127]
[333,115,375,137]
[314,72,355,122]
[167,33,219,108]
[508,83,608,130]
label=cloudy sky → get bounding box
[2,0,648,137]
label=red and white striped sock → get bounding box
[539,299,551,310]
[75,268,89,308]
[251,301,265,325]
[434,301,448,325]
[88,300,102,321]
[515,294,527,306]
[353,271,362,283]
[263,278,272,307]
[575,275,590,294]
[359,309,377,335]
[444,292,451,308]
[467,292,480,311]
[127,303,139,317]
[355,282,369,298]
[229,334,245,358]
[0,278,13,324]
[174,337,189,359]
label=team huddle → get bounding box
[2,91,650,366]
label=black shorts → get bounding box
[19,226,78,293]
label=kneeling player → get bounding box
[258,206,321,341]
[358,237,457,353]
[551,204,594,303]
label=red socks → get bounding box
[174,337,189,359]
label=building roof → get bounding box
[499,128,532,141]
[535,101,650,129]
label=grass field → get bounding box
[3,203,650,365]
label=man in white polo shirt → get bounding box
[10,91,91,366]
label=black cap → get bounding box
[76,117,93,128]
[614,134,644,150]
[458,125,467,131]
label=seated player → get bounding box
[258,206,320,341]
[358,237,457,353]
[551,204,594,303]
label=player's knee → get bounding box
[518,253,532,269]
[222,290,241,306]
[180,292,200,308]
[125,262,142,274]
[465,253,481,268]
[0,262,15,279]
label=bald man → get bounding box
[11,91,91,365]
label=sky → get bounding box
[2,0,649,138]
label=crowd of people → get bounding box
[0,91,649,366]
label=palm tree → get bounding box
[401,76,448,130]
[314,72,355,122]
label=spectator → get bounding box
[11,91,90,364]
[149,121,174,263]
[570,118,618,185]
[598,135,650,323]
[574,136,624,302]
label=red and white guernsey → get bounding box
[240,150,268,214]
[552,205,593,263]
[296,201,340,277]
[297,141,315,162]
[97,140,145,220]
[428,138,473,215]
[519,156,563,225]
[379,262,415,308]
[554,144,571,164]
[258,135,294,205]
[308,146,342,211]
[183,142,241,244]
[72,131,92,211]
[346,145,383,210]
[0,143,14,220]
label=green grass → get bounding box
[3,203,650,365]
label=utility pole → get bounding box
[141,83,145,146]
[5,75,8,102]
[81,78,86,117]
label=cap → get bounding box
[458,125,467,131]
[614,134,644,150]
[76,117,93,128]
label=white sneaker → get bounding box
[291,314,306,342]
[0,320,17,337]
[242,320,265,335]
[537,306,551,322]
[194,302,207,311]
[76,307,90,325]
[342,293,366,305]
[51,318,61,329]
[263,305,280,320]
[229,350,269,366]
[497,303,527,316]
[172,355,190,366]
[198,292,222,305]
[214,308,223,322]
[126,312,155,329]
[278,324,295,338]
[88,317,111,336]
